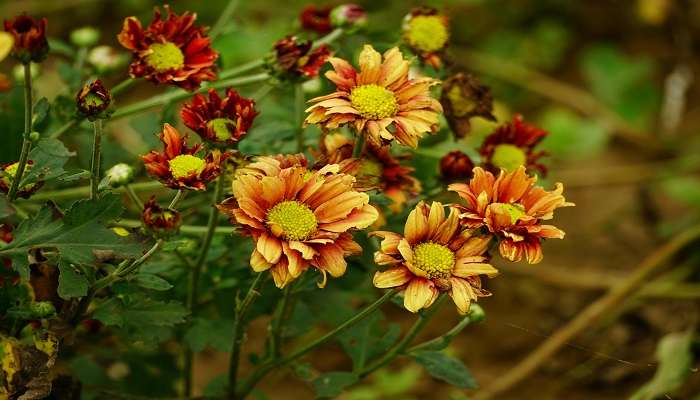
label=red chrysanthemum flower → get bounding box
[117,5,218,91]
[3,15,49,63]
[0,160,43,199]
[300,5,333,34]
[181,88,259,146]
[448,166,574,264]
[141,123,229,190]
[479,114,549,176]
[440,150,475,182]
[269,35,333,80]
[142,196,182,236]
[401,7,449,69]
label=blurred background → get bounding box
[2,0,700,399]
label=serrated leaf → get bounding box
[184,319,234,352]
[0,194,15,219]
[94,296,187,328]
[20,138,75,187]
[411,351,477,389]
[134,273,173,291]
[32,97,50,128]
[57,262,88,299]
[631,331,694,400]
[312,372,358,398]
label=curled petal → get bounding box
[404,278,436,313]
[373,267,413,288]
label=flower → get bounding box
[104,163,134,188]
[3,15,49,63]
[142,196,182,236]
[441,73,496,138]
[479,114,549,175]
[448,166,574,264]
[0,160,43,199]
[440,150,475,182]
[76,80,112,120]
[401,7,449,69]
[319,133,421,212]
[305,44,442,148]
[141,123,229,190]
[300,5,333,34]
[117,5,218,91]
[330,4,367,32]
[181,88,258,146]
[217,155,378,288]
[269,35,332,80]
[371,201,498,314]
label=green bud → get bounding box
[104,163,134,188]
[29,131,40,142]
[468,304,485,323]
[30,301,56,318]
[70,26,100,47]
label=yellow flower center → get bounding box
[267,200,318,241]
[350,84,399,120]
[494,203,526,224]
[83,93,105,108]
[447,85,475,117]
[491,144,526,172]
[413,242,455,279]
[207,118,236,142]
[146,42,185,72]
[406,15,449,53]
[168,154,206,179]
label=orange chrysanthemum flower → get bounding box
[305,44,442,148]
[141,124,229,190]
[218,155,378,288]
[448,166,574,264]
[371,201,498,314]
[401,7,449,69]
[479,114,548,176]
[319,133,421,212]
[117,5,218,91]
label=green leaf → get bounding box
[94,296,187,328]
[337,312,400,370]
[312,372,358,398]
[32,97,50,128]
[630,331,695,400]
[411,351,477,389]
[662,177,700,210]
[184,319,234,352]
[57,262,89,299]
[538,107,608,159]
[134,273,173,291]
[20,138,75,187]
[0,194,15,219]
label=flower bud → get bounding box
[441,73,496,138]
[3,15,49,63]
[142,196,181,236]
[268,35,333,81]
[300,5,333,34]
[440,150,474,181]
[104,163,134,188]
[330,4,367,32]
[468,304,486,323]
[76,79,112,120]
[88,45,129,74]
[28,131,40,142]
[70,26,100,48]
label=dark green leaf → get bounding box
[32,97,50,128]
[94,297,187,328]
[312,372,358,398]
[57,262,88,299]
[134,273,173,291]
[0,194,15,219]
[411,351,477,389]
[184,319,234,352]
[20,138,75,186]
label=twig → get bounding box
[8,63,34,201]
[209,0,240,40]
[89,119,103,199]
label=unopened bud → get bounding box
[440,150,474,181]
[330,4,367,32]
[28,131,40,142]
[104,163,134,188]
[468,304,485,323]
[70,26,100,48]
[76,79,112,120]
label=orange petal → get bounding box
[250,249,272,272]
[404,202,429,244]
[404,278,436,313]
[449,277,475,315]
[358,44,382,84]
[289,240,317,260]
[314,243,347,278]
[368,230,402,255]
[455,235,492,258]
[320,204,378,232]
[283,242,306,278]
[373,266,413,288]
[453,260,499,278]
[270,260,292,288]
[257,232,282,264]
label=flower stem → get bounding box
[8,63,34,201]
[219,59,265,81]
[352,133,365,158]
[28,180,164,202]
[314,28,344,48]
[124,184,144,210]
[111,78,137,97]
[236,289,398,398]
[227,272,266,397]
[183,176,225,397]
[295,84,305,153]
[406,304,484,354]
[89,119,103,200]
[210,0,241,40]
[268,284,292,359]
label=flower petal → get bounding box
[373,267,413,288]
[404,278,436,313]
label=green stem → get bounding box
[227,272,266,398]
[48,119,78,139]
[89,119,103,200]
[210,0,241,40]
[268,284,292,359]
[219,59,265,81]
[314,28,343,48]
[91,239,164,293]
[124,184,144,210]
[237,289,398,398]
[183,177,225,397]
[28,180,163,202]
[294,84,305,153]
[113,219,234,236]
[111,78,137,97]
[352,133,365,158]
[169,189,186,209]
[406,304,484,354]
[8,63,34,201]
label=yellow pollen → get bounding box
[491,144,526,172]
[413,242,455,279]
[447,85,475,117]
[406,15,449,53]
[146,42,185,72]
[350,84,399,120]
[207,118,236,141]
[267,200,318,241]
[494,203,526,224]
[168,155,205,179]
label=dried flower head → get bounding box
[401,7,449,69]
[142,196,182,236]
[218,155,378,288]
[141,124,229,190]
[448,166,574,264]
[3,15,49,63]
[372,201,498,314]
[441,73,496,138]
[440,150,475,182]
[330,4,367,32]
[117,5,218,91]
[181,88,258,146]
[479,114,548,175]
[0,160,43,199]
[76,80,112,120]
[300,5,333,34]
[269,35,332,81]
[305,44,442,148]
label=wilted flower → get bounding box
[305,44,442,148]
[76,80,112,120]
[401,7,449,69]
[269,35,332,80]
[479,114,548,175]
[103,163,134,188]
[440,150,475,182]
[88,45,129,74]
[218,155,378,288]
[3,15,49,63]
[117,5,218,91]
[441,73,496,138]
[330,4,367,32]
[181,88,258,146]
[0,160,42,199]
[300,5,333,34]
[142,196,181,235]
[448,166,574,264]
[371,201,498,314]
[141,124,229,190]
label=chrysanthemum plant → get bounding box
[0,3,573,399]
